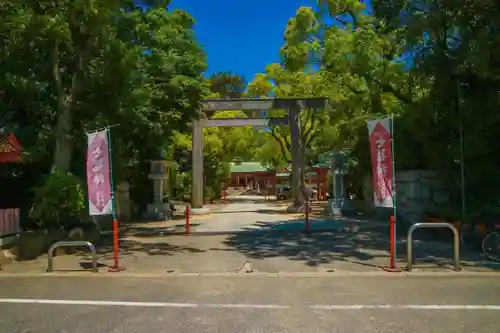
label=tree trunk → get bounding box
[52,99,74,172]
[51,42,84,172]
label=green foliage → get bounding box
[0,1,207,216]
[209,72,246,99]
[2,0,500,219]
[29,170,85,229]
[245,0,500,217]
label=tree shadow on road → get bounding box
[220,218,500,271]
[80,235,206,261]
[220,219,390,268]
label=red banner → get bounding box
[0,134,22,163]
[367,118,394,208]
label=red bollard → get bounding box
[305,200,310,234]
[380,215,401,272]
[389,215,396,268]
[108,218,125,272]
[185,205,190,234]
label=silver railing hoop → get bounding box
[407,222,460,272]
[47,241,98,273]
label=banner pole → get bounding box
[390,114,397,267]
[370,115,400,273]
[106,127,124,272]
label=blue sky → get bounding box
[170,0,318,82]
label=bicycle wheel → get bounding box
[481,232,500,262]
[460,223,477,249]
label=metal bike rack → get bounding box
[47,241,98,273]
[407,222,460,272]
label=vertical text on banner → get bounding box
[367,118,394,208]
[86,129,113,216]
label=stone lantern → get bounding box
[329,151,348,216]
[145,159,173,220]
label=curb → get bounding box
[0,270,499,278]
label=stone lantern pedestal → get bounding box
[328,151,348,216]
[144,160,173,220]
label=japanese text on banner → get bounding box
[86,130,113,216]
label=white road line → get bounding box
[0,299,499,310]
[0,299,199,307]
[206,304,291,309]
[310,305,500,310]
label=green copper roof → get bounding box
[230,162,268,173]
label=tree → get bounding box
[0,1,207,217]
[0,1,206,172]
[247,7,337,207]
[315,0,500,216]
[209,72,246,99]
[370,0,500,214]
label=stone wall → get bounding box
[362,169,450,224]
[116,181,131,222]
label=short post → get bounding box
[380,215,402,272]
[305,199,310,233]
[185,205,191,234]
[390,215,396,268]
[300,185,313,234]
[108,218,125,272]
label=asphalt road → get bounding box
[0,275,499,332]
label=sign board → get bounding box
[203,117,289,127]
[367,118,394,208]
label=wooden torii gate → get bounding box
[191,97,327,214]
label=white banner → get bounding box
[86,130,113,215]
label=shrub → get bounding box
[29,170,85,230]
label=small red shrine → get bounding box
[0,133,22,163]
[227,161,329,200]
[0,131,22,243]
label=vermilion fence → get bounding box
[0,208,20,238]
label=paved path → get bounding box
[193,197,340,233]
[0,275,499,332]
[2,196,499,275]
[194,200,295,232]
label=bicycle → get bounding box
[482,230,500,262]
[460,220,500,262]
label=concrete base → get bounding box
[286,204,311,213]
[190,207,211,215]
[329,198,347,217]
[0,235,17,247]
[144,203,171,220]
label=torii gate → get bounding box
[191,97,328,214]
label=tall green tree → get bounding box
[0,0,206,175]
[0,1,207,215]
[208,72,246,99]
